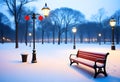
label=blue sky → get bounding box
[0,0,120,21]
[27,0,120,20]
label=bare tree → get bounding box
[91,8,108,43]
[49,9,64,45]
[2,0,35,48]
[61,8,85,44]
[49,8,85,44]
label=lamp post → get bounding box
[109,18,116,50]
[28,33,32,47]
[72,27,77,49]
[24,3,50,63]
[98,33,101,45]
[41,3,50,17]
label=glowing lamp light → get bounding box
[109,18,116,27]
[42,3,50,17]
[72,27,77,33]
[25,15,30,21]
[38,15,43,21]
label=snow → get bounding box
[0,43,120,82]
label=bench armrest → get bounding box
[69,54,76,59]
[96,58,105,62]
[94,58,105,67]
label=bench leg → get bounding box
[94,68,98,78]
[70,61,73,66]
[94,67,108,78]
[103,68,108,76]
[70,59,74,66]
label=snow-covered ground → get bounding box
[0,43,120,82]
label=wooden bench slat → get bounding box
[77,55,105,63]
[77,51,105,57]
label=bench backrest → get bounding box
[76,50,109,63]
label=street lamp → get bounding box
[28,33,32,47]
[98,33,101,45]
[24,3,50,63]
[42,3,50,17]
[72,27,77,49]
[109,18,116,50]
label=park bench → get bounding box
[69,50,109,78]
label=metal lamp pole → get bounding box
[98,33,101,45]
[31,13,37,63]
[72,27,77,49]
[109,18,116,50]
[24,3,50,63]
[28,33,32,47]
[31,3,50,63]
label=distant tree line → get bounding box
[0,13,14,43]
[0,0,36,48]
[0,1,120,45]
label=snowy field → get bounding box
[0,43,120,82]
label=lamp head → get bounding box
[109,18,116,28]
[72,27,77,33]
[41,3,50,17]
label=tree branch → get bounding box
[4,0,14,15]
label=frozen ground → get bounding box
[0,43,120,82]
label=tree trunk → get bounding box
[79,34,83,43]
[115,28,119,44]
[58,27,61,45]
[53,29,55,44]
[42,29,44,44]
[25,21,28,46]
[65,27,67,44]
[116,34,119,44]
[1,30,4,43]
[15,21,18,48]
